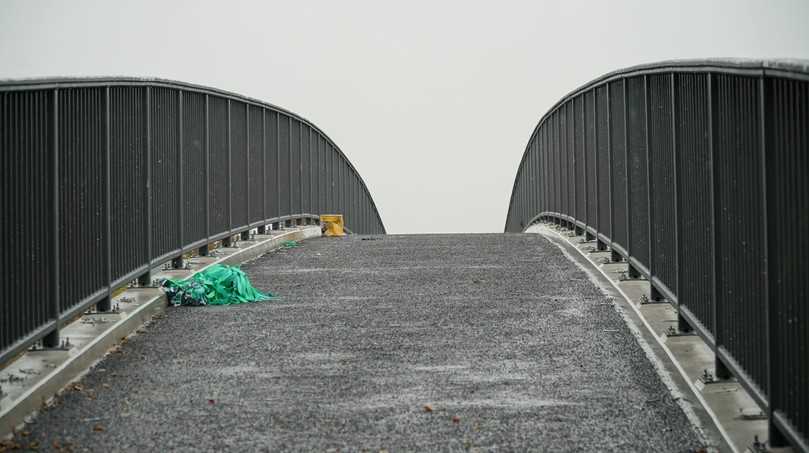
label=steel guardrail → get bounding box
[505,59,809,452]
[1,77,386,368]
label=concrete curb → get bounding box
[0,226,321,439]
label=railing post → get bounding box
[173,91,185,270]
[708,73,731,380]
[262,108,266,226]
[624,77,631,261]
[199,94,210,257]
[274,112,280,230]
[760,74,787,448]
[227,99,232,233]
[671,73,691,332]
[43,88,60,347]
[97,86,112,312]
[139,87,152,285]
[606,83,614,256]
[643,74,654,280]
[245,103,250,232]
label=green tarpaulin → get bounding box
[162,264,275,306]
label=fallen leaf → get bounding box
[422,404,432,413]
[93,424,104,432]
[208,399,215,405]
[452,415,460,424]
[70,383,84,392]
[27,440,40,450]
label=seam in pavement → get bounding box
[533,224,735,453]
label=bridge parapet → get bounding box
[505,59,809,452]
[0,77,385,368]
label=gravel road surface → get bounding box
[20,234,703,452]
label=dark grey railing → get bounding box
[505,59,808,452]
[1,77,385,367]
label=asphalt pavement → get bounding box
[19,234,703,452]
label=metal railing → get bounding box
[505,59,808,452]
[1,77,385,367]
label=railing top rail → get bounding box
[505,57,809,232]
[0,76,385,231]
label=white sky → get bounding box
[2,0,808,233]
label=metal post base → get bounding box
[96,296,112,312]
[716,357,732,380]
[137,271,151,286]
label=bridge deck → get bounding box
[24,234,701,451]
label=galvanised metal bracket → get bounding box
[664,325,696,337]
[639,294,668,305]
[28,337,73,352]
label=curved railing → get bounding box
[505,59,808,451]
[1,77,385,366]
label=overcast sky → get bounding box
[2,1,808,233]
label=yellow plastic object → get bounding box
[320,214,345,237]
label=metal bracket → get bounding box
[640,294,668,305]
[700,369,718,385]
[748,435,767,453]
[664,326,696,337]
[618,271,644,282]
[29,337,73,352]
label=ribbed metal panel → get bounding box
[301,124,311,214]
[208,96,229,235]
[596,84,610,236]
[626,76,650,265]
[574,95,586,221]
[109,87,148,282]
[278,116,290,215]
[522,131,544,219]
[566,101,576,218]
[0,89,54,353]
[229,102,248,229]
[766,76,808,442]
[714,74,767,394]
[550,111,558,214]
[585,90,597,227]
[676,73,713,332]
[553,111,561,214]
[558,104,569,217]
[317,134,325,214]
[58,88,106,312]
[541,129,547,216]
[329,144,337,213]
[181,91,206,245]
[609,80,628,248]
[648,73,677,292]
[150,88,179,258]
[265,110,278,220]
[248,105,263,224]
[290,119,301,215]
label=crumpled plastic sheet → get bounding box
[162,264,276,306]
